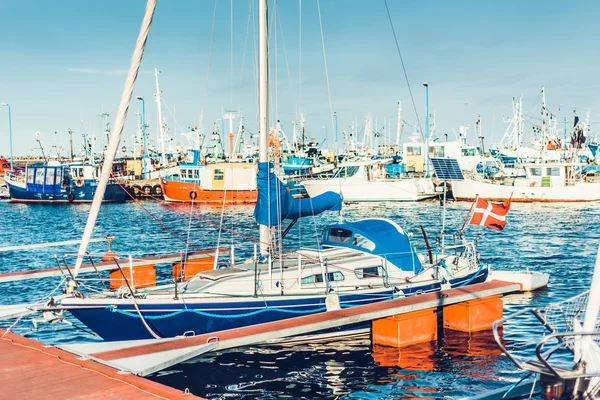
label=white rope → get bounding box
[73,0,157,277]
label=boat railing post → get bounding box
[324,258,330,295]
[253,256,259,297]
[383,255,390,288]
[231,244,235,266]
[53,255,67,280]
[113,258,137,299]
[297,253,302,289]
[60,254,84,298]
[268,255,272,290]
[87,253,108,291]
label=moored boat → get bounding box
[4,163,131,203]
[452,161,600,202]
[160,162,257,204]
[301,159,436,202]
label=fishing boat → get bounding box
[4,162,131,203]
[0,157,10,176]
[451,161,600,202]
[301,159,436,202]
[159,161,257,203]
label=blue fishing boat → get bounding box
[4,163,131,203]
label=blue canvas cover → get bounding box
[254,162,342,226]
[321,218,423,273]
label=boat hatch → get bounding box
[26,165,63,194]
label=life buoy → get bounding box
[74,177,84,187]
[189,191,198,200]
[67,193,75,202]
[152,185,162,196]
[142,185,152,195]
[122,146,127,153]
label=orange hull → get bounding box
[160,178,257,204]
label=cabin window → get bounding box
[462,148,476,156]
[26,169,34,184]
[180,169,187,179]
[333,166,359,178]
[193,169,200,179]
[406,146,422,156]
[326,228,353,244]
[352,233,376,251]
[214,169,224,181]
[355,266,383,279]
[546,167,560,177]
[1,163,8,169]
[35,169,45,185]
[431,146,444,157]
[530,168,542,176]
[301,271,344,285]
[45,168,55,185]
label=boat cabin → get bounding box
[321,218,423,274]
[198,163,256,191]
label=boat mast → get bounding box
[541,86,547,152]
[154,67,167,166]
[72,0,157,277]
[258,0,270,255]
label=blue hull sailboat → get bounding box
[61,162,488,341]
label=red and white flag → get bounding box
[469,196,512,231]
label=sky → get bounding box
[0,0,599,157]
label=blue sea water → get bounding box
[0,199,598,399]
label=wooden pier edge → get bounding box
[0,329,203,399]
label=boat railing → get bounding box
[5,169,25,183]
[493,290,599,382]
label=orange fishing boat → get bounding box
[160,162,257,204]
[0,158,11,176]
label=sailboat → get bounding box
[48,0,488,342]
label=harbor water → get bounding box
[0,199,597,398]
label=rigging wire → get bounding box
[202,0,219,108]
[383,0,424,142]
[316,0,336,149]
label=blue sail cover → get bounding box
[321,218,423,273]
[254,162,342,226]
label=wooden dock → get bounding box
[0,329,202,399]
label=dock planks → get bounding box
[0,329,202,399]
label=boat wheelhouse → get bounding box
[160,162,257,204]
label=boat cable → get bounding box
[1,277,66,338]
[202,0,219,108]
[111,176,473,285]
[316,0,336,148]
[111,175,202,251]
[383,0,424,141]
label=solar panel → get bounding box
[431,158,464,181]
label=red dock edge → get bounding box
[0,329,203,400]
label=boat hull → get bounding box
[452,178,600,202]
[160,178,257,204]
[6,181,130,203]
[301,178,436,202]
[64,269,487,341]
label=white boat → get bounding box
[452,161,600,202]
[301,159,436,202]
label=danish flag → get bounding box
[469,196,512,231]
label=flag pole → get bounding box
[458,195,478,236]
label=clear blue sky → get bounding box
[0,0,599,156]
